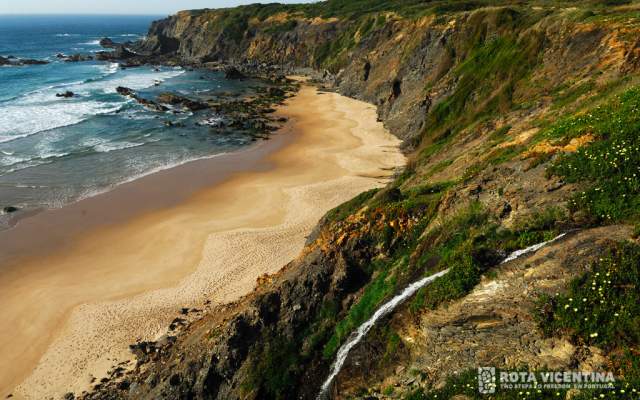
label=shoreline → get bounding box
[0,132,291,267]
[0,84,405,399]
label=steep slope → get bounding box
[85,1,640,399]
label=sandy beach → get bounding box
[0,84,405,399]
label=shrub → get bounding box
[546,86,640,224]
[536,242,640,387]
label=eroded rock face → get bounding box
[335,226,632,397]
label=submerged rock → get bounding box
[56,91,75,98]
[116,86,135,97]
[0,56,49,66]
[63,54,93,62]
[157,92,208,111]
[115,86,168,112]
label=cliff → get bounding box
[85,1,640,399]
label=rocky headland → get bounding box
[14,1,640,399]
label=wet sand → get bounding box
[0,84,405,399]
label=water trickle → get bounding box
[316,233,567,399]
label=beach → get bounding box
[0,84,405,399]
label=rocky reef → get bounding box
[80,1,640,399]
[0,55,48,66]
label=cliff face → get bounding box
[86,2,640,399]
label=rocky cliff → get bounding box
[85,1,640,399]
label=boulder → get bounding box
[116,86,135,97]
[56,91,75,98]
[99,37,116,48]
[3,206,19,213]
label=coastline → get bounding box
[0,84,405,399]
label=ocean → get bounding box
[0,15,259,223]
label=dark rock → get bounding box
[114,45,135,59]
[116,86,135,97]
[169,373,181,386]
[117,380,130,390]
[363,61,371,81]
[267,87,285,97]
[99,37,116,48]
[157,92,207,111]
[63,54,93,62]
[116,87,168,112]
[0,56,48,66]
[3,206,19,213]
[56,91,75,98]
[20,58,49,65]
[392,78,402,99]
[224,66,246,80]
[499,202,512,219]
[94,44,135,61]
[63,393,74,400]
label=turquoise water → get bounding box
[0,15,258,216]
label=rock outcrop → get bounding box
[0,56,49,66]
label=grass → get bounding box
[263,18,298,34]
[322,267,398,358]
[244,336,301,399]
[546,86,640,225]
[425,33,541,138]
[324,188,379,223]
[409,204,565,313]
[321,183,449,358]
[536,242,640,388]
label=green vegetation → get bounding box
[404,367,637,399]
[426,32,541,139]
[322,184,448,358]
[244,336,301,399]
[536,242,640,388]
[324,188,379,223]
[410,205,565,312]
[323,193,566,359]
[264,18,298,34]
[546,86,640,224]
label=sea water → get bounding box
[0,15,261,221]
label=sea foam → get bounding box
[0,67,184,143]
